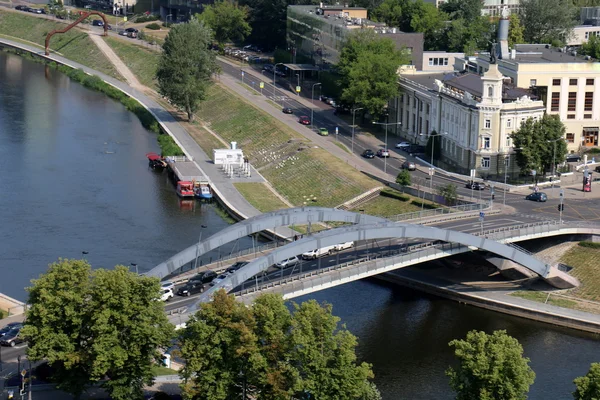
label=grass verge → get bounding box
[560,244,600,302]
[353,191,439,218]
[234,183,289,213]
[187,125,227,157]
[510,291,578,309]
[103,36,159,89]
[152,365,179,376]
[0,309,7,319]
[333,141,351,154]
[0,10,121,79]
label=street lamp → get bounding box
[351,107,364,154]
[81,251,89,259]
[548,138,562,193]
[419,131,448,190]
[273,62,284,90]
[373,121,402,173]
[194,224,208,270]
[311,83,321,130]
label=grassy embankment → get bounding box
[0,10,121,79]
[0,309,7,319]
[234,183,289,213]
[103,36,159,89]
[352,189,439,218]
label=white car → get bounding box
[160,288,174,302]
[210,273,230,287]
[160,281,174,291]
[334,242,354,251]
[395,141,411,149]
[275,256,299,269]
[302,245,336,260]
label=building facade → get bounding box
[425,0,521,15]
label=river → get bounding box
[1,51,599,399]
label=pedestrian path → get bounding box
[88,32,142,89]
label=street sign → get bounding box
[123,16,127,21]
[241,71,245,76]
[479,217,484,222]
[479,211,485,218]
[428,168,435,176]
[296,86,301,93]
[21,369,26,377]
[259,82,264,89]
[470,169,476,178]
[335,127,339,135]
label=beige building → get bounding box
[567,25,600,46]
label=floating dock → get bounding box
[166,156,209,183]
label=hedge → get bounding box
[410,200,438,209]
[380,189,410,202]
[146,23,161,30]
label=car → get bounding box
[465,181,486,190]
[525,192,548,202]
[275,70,286,77]
[377,149,390,158]
[318,127,329,136]
[282,107,293,114]
[160,288,174,301]
[176,281,205,296]
[30,8,43,13]
[127,31,138,39]
[0,326,25,347]
[362,149,375,159]
[302,246,336,260]
[595,165,600,173]
[15,5,27,10]
[262,64,274,72]
[0,323,22,337]
[160,281,175,291]
[189,270,217,284]
[84,4,92,8]
[407,145,426,154]
[298,116,310,125]
[210,273,230,287]
[226,261,249,274]
[275,256,299,269]
[92,20,104,27]
[125,28,139,33]
[395,141,411,149]
[402,161,416,171]
[333,242,354,251]
[566,154,582,163]
[243,44,253,50]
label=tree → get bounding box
[22,259,173,400]
[438,184,457,206]
[338,29,408,118]
[446,16,493,54]
[440,0,483,22]
[519,0,577,44]
[510,114,568,176]
[156,18,217,121]
[446,330,536,400]
[237,0,287,50]
[396,169,411,186]
[581,35,600,59]
[197,0,251,46]
[508,14,525,48]
[180,290,378,400]
[574,363,600,400]
[409,0,447,51]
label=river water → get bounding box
[1,51,599,399]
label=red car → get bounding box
[298,116,310,125]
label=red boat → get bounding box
[176,181,195,198]
[146,152,167,169]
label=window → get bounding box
[530,79,537,87]
[551,92,560,112]
[568,92,577,112]
[570,78,578,86]
[585,92,594,111]
[426,104,430,114]
[587,78,595,86]
[481,157,490,169]
[506,118,512,128]
[585,114,593,119]
[552,78,561,86]
[506,137,511,147]
[505,157,510,167]
[484,119,491,129]
[567,114,576,119]
[488,86,494,97]
[566,133,575,143]
[483,137,490,149]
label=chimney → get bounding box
[231,141,237,150]
[511,48,516,59]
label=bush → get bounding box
[157,134,184,156]
[135,14,159,23]
[579,241,600,249]
[380,189,409,202]
[162,22,173,28]
[146,23,161,30]
[410,200,438,209]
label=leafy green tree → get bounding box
[510,114,568,176]
[508,14,525,48]
[371,0,412,31]
[446,17,493,54]
[581,35,600,59]
[574,363,600,400]
[410,0,447,51]
[237,0,286,50]
[156,18,217,121]
[440,0,483,21]
[519,0,577,44]
[338,29,408,118]
[179,291,378,400]
[396,169,411,186]
[438,184,458,206]
[22,260,174,400]
[447,330,536,400]
[197,0,251,46]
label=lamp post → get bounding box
[311,83,321,130]
[295,73,300,96]
[81,251,88,259]
[419,131,448,190]
[130,263,138,274]
[373,121,402,173]
[273,62,284,91]
[548,138,562,194]
[194,224,208,270]
[351,107,364,154]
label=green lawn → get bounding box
[103,36,159,89]
[151,365,178,376]
[351,193,438,218]
[510,291,578,309]
[0,10,121,79]
[187,125,227,158]
[234,183,289,213]
[560,244,600,302]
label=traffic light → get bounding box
[557,204,565,211]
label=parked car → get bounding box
[302,246,336,260]
[377,149,390,158]
[92,19,104,27]
[177,281,205,296]
[124,28,139,33]
[275,256,299,269]
[566,154,581,163]
[396,141,411,149]
[160,281,175,291]
[298,116,310,125]
[262,64,274,72]
[29,8,43,13]
[15,5,28,10]
[333,242,354,251]
[189,270,217,284]
[362,149,375,159]
[160,288,174,302]
[210,273,230,287]
[466,181,486,190]
[226,261,249,274]
[318,127,329,136]
[402,161,416,171]
[0,326,25,347]
[282,107,293,114]
[407,145,425,154]
[0,323,22,337]
[127,31,138,39]
[525,192,548,202]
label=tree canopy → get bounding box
[574,363,600,400]
[396,169,411,186]
[519,0,577,44]
[156,18,217,121]
[510,115,568,176]
[439,0,483,22]
[21,259,173,400]
[179,290,378,400]
[446,330,536,400]
[508,14,525,48]
[237,0,287,50]
[581,35,600,59]
[337,29,408,118]
[197,0,251,46]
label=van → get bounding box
[302,245,336,260]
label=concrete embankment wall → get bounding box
[376,273,600,334]
[0,292,26,316]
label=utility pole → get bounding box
[559,189,564,223]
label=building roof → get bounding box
[288,5,384,30]
[478,44,591,64]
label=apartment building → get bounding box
[424,0,521,15]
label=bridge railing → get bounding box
[385,202,487,222]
